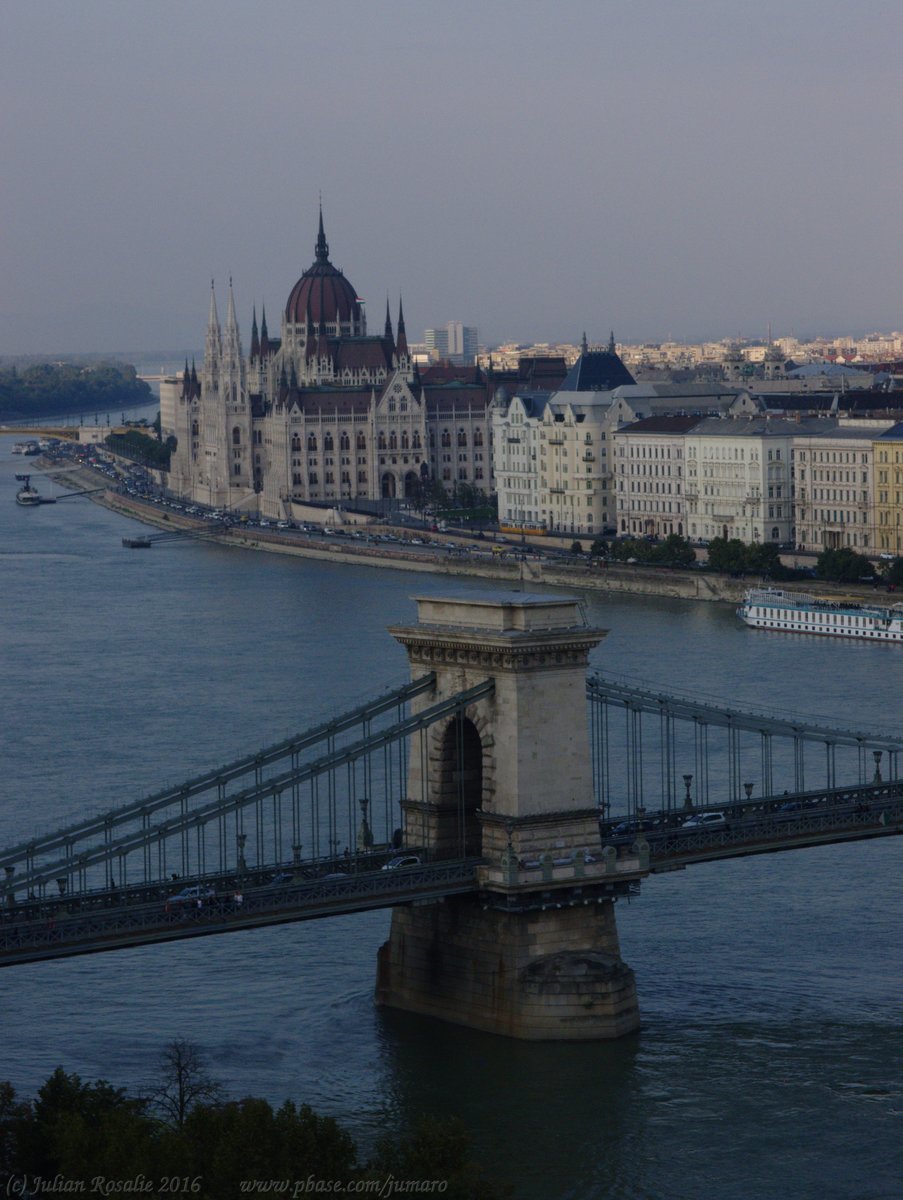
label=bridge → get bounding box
[2,593,900,1040]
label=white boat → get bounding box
[738,587,903,642]
[16,480,41,506]
[12,441,41,456]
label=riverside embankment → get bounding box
[43,458,888,607]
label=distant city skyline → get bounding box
[3,1,902,355]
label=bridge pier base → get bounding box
[376,895,639,1040]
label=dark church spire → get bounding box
[315,203,329,263]
[384,297,394,342]
[396,297,408,359]
[250,305,260,359]
[608,330,616,354]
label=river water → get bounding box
[1,438,900,1199]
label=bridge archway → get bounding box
[435,715,484,856]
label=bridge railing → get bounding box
[588,671,903,815]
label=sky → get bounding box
[2,0,902,355]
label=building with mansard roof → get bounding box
[168,211,493,517]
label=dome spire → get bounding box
[315,202,329,263]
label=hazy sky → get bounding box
[3,0,902,354]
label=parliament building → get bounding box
[168,211,494,518]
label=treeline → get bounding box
[0,1043,509,1200]
[0,361,151,419]
[106,428,174,469]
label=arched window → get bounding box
[412,432,422,450]
[324,433,334,452]
[401,431,409,450]
[191,421,199,438]
[389,432,398,451]
[358,469,367,484]
[340,432,350,451]
[307,435,317,452]
[356,432,366,450]
[378,433,387,451]
[474,429,483,447]
[232,427,241,445]
[441,430,451,448]
[457,430,467,447]
[291,435,301,452]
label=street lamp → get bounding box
[236,832,247,878]
[357,796,374,852]
[683,774,694,810]
[873,750,883,783]
[744,782,754,802]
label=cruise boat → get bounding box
[12,441,41,456]
[738,587,903,642]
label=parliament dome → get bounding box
[285,212,363,327]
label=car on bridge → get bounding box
[166,885,216,906]
[680,812,728,830]
[381,854,422,870]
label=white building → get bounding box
[611,416,701,538]
[685,417,836,544]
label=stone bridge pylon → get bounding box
[376,593,644,1040]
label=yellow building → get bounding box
[873,423,903,555]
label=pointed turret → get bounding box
[204,280,222,379]
[396,297,408,359]
[581,332,588,355]
[181,359,190,399]
[608,331,616,354]
[315,203,329,263]
[260,305,270,357]
[250,305,260,360]
[384,297,394,342]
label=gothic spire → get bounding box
[581,331,588,355]
[608,330,616,354]
[315,203,329,263]
[396,296,408,359]
[207,280,220,331]
[260,304,269,356]
[384,297,394,342]
[250,305,260,360]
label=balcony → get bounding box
[583,453,595,462]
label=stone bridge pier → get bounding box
[375,593,643,1040]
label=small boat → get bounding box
[122,536,152,548]
[16,477,41,506]
[12,441,41,456]
[738,587,903,642]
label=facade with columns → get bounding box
[168,212,493,517]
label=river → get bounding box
[1,438,900,1199]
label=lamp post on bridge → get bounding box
[683,774,694,811]
[873,751,883,783]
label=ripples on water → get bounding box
[1,442,900,1199]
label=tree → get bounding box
[570,540,584,555]
[816,546,872,583]
[149,1039,222,1130]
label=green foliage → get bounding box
[105,429,172,468]
[0,1059,510,1199]
[707,536,792,579]
[816,546,873,582]
[590,538,609,557]
[880,557,903,585]
[0,361,151,419]
[367,1114,512,1200]
[570,540,585,555]
[610,535,697,569]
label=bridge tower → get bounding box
[376,593,643,1039]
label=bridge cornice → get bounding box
[389,627,602,671]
